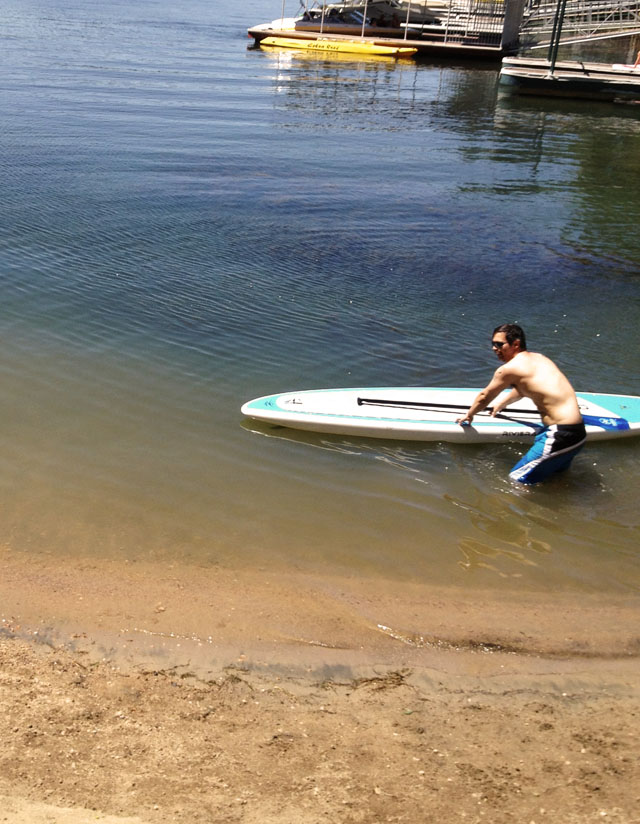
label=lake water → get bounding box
[1,0,639,598]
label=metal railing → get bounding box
[521,0,640,39]
[296,0,529,47]
[286,0,639,48]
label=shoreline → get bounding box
[1,547,639,822]
[2,545,639,674]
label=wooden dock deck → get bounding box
[499,56,640,101]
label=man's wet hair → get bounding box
[494,324,527,350]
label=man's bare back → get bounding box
[493,351,582,426]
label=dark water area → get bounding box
[0,0,639,595]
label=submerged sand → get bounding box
[1,545,639,823]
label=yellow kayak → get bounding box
[259,36,417,57]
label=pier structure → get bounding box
[499,0,640,101]
[521,0,640,44]
[248,0,530,59]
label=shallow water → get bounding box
[1,0,639,596]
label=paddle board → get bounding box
[241,387,640,443]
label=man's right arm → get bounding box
[456,367,513,425]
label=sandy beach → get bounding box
[1,545,639,823]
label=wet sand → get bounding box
[1,545,639,823]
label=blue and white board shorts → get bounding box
[509,422,587,485]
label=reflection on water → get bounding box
[493,95,640,269]
[264,46,500,127]
[0,0,638,598]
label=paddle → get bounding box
[357,396,540,417]
[356,397,629,431]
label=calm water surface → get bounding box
[1,0,639,594]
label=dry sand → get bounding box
[1,545,639,823]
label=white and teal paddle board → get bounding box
[241,387,640,443]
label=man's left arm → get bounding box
[491,387,522,416]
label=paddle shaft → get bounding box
[357,396,541,418]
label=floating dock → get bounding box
[499,56,640,101]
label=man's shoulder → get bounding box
[511,351,540,371]
[498,352,530,375]
[525,351,559,370]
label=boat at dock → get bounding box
[288,1,443,38]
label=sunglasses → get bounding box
[491,340,508,349]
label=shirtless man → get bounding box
[456,324,586,484]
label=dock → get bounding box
[247,0,530,61]
[499,56,640,100]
